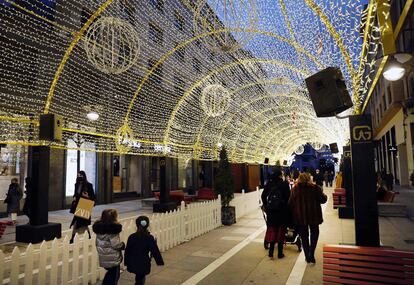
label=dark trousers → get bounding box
[135,274,146,285]
[297,225,319,259]
[102,266,120,285]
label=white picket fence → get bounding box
[230,187,263,220]
[0,197,221,285]
[0,188,263,285]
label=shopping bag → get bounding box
[74,198,94,220]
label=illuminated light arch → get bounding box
[44,0,115,114]
[226,107,336,161]
[251,119,320,159]
[239,112,338,161]
[214,90,311,146]
[303,0,358,109]
[195,86,311,150]
[164,58,311,148]
[123,28,324,122]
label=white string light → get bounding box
[0,0,367,163]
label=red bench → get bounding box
[0,221,13,239]
[323,244,414,284]
[379,191,396,203]
[196,188,217,200]
[333,188,346,208]
[153,190,193,204]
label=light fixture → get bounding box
[383,57,405,81]
[217,142,223,148]
[86,111,99,121]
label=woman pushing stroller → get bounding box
[261,169,291,259]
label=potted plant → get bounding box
[214,146,236,225]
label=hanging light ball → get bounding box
[84,17,140,74]
[193,0,257,53]
[310,142,323,151]
[115,124,134,153]
[294,145,305,155]
[200,84,231,117]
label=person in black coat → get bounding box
[314,169,324,187]
[70,170,96,243]
[261,169,291,259]
[5,178,22,224]
[125,216,164,285]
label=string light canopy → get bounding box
[0,0,369,163]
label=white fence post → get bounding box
[24,244,34,285]
[0,250,4,284]
[50,238,59,285]
[10,246,19,285]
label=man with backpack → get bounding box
[261,169,291,259]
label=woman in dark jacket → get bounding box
[289,172,327,264]
[93,209,125,285]
[125,216,164,285]
[5,178,22,224]
[22,177,32,219]
[70,170,95,243]
[261,169,291,259]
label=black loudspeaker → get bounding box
[39,114,63,141]
[283,160,287,165]
[264,157,269,164]
[305,67,353,117]
[329,143,339,153]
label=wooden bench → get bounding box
[196,188,217,200]
[323,244,414,284]
[333,188,346,209]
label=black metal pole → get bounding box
[349,115,380,247]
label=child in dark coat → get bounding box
[124,216,164,285]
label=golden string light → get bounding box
[0,0,367,163]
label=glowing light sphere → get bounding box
[115,124,134,153]
[84,17,140,74]
[310,142,323,151]
[200,84,231,117]
[193,0,257,53]
[294,145,305,155]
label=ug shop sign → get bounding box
[352,125,372,143]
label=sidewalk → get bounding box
[0,200,152,251]
[96,187,359,285]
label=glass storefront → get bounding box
[0,144,27,201]
[65,140,96,197]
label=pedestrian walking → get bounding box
[328,171,334,187]
[323,171,329,187]
[313,169,324,187]
[4,178,22,224]
[69,170,95,243]
[125,216,164,285]
[92,209,125,285]
[289,172,327,264]
[261,169,291,259]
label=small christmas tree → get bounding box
[214,147,235,207]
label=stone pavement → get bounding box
[96,186,413,285]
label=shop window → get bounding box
[0,145,26,201]
[65,140,96,197]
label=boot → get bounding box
[268,242,275,258]
[277,242,285,258]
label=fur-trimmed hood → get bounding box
[92,222,122,235]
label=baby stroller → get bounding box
[261,207,301,252]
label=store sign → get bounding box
[154,144,171,153]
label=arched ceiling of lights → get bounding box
[0,0,372,164]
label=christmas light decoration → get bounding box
[193,0,258,53]
[200,84,231,117]
[0,0,368,163]
[294,145,305,155]
[84,16,141,74]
